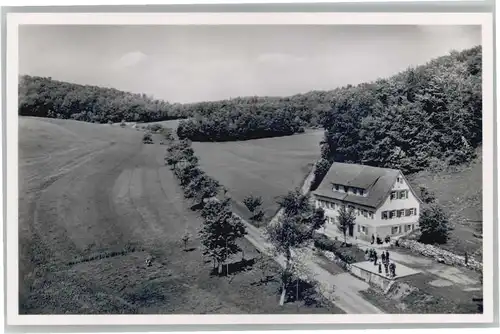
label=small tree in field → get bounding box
[200,198,247,275]
[419,185,436,204]
[256,251,276,285]
[337,205,356,244]
[266,189,325,306]
[181,229,192,251]
[419,204,450,244]
[243,195,264,224]
[162,127,175,142]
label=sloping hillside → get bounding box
[408,147,482,258]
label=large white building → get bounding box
[313,162,422,242]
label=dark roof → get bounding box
[313,162,401,209]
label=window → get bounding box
[405,224,411,232]
[352,188,358,195]
[397,176,403,183]
[382,211,388,220]
[392,226,399,234]
[344,186,348,193]
[334,184,339,191]
[397,209,405,218]
[390,191,397,200]
[399,190,408,199]
[361,226,367,233]
[363,210,368,218]
[405,208,416,216]
[389,210,396,219]
[370,212,374,219]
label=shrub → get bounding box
[419,204,451,244]
[313,233,364,264]
[143,132,152,142]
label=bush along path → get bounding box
[164,139,382,313]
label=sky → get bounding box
[19,25,481,103]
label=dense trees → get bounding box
[266,189,325,305]
[18,75,188,123]
[21,46,482,177]
[318,46,482,177]
[418,204,451,244]
[165,137,248,276]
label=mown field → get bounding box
[18,117,339,314]
[191,131,323,222]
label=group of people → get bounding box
[368,249,397,278]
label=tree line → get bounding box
[20,46,481,175]
[310,46,482,188]
[18,75,190,123]
[163,134,328,306]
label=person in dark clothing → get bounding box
[378,263,382,273]
[371,234,375,244]
[374,252,378,265]
[385,250,390,262]
[381,252,386,264]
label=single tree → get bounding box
[266,189,325,306]
[256,251,276,285]
[243,195,265,224]
[243,195,263,213]
[162,127,175,142]
[181,229,192,251]
[337,205,356,244]
[419,185,436,204]
[200,198,247,275]
[419,203,451,244]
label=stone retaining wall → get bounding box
[392,238,482,272]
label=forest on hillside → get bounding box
[18,76,189,123]
[176,46,481,177]
[314,46,482,179]
[19,46,482,175]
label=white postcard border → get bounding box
[4,11,495,327]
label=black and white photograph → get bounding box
[2,11,495,327]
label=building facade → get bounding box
[313,162,421,242]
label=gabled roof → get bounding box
[313,162,404,209]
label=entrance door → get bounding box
[348,224,354,237]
